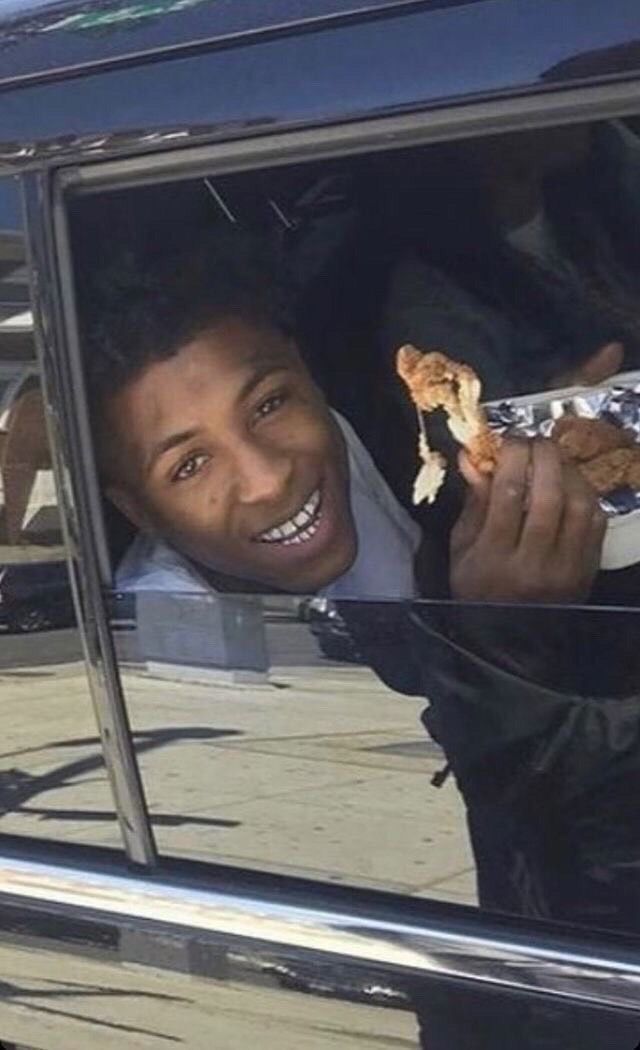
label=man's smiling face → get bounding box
[105,318,357,592]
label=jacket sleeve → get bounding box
[406,604,640,929]
[341,598,640,928]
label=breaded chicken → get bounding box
[624,454,640,491]
[396,345,501,504]
[578,448,637,495]
[552,415,634,462]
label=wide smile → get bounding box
[253,488,322,546]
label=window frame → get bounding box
[21,169,157,868]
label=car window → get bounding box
[68,117,640,937]
[0,176,122,852]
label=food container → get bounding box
[484,370,640,571]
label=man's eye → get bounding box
[255,391,288,420]
[172,453,209,482]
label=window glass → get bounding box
[111,591,472,896]
[70,116,640,932]
[0,176,121,851]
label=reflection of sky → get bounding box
[0,0,57,14]
[0,0,639,89]
[1,0,639,153]
[0,1,36,11]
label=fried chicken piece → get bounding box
[578,448,637,495]
[397,347,474,414]
[396,345,501,480]
[466,428,504,476]
[412,434,447,506]
[397,348,487,431]
[552,415,634,462]
[623,453,640,491]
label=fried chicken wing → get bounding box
[552,415,634,462]
[396,345,501,504]
[623,454,640,491]
[578,448,637,495]
[412,435,447,506]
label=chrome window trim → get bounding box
[60,75,640,194]
[21,170,157,869]
[1,850,639,1012]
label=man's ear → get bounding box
[106,484,151,533]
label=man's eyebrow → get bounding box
[237,356,291,402]
[147,428,199,475]
[145,357,291,474]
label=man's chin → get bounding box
[191,528,357,596]
[274,538,357,595]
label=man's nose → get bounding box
[233,439,292,504]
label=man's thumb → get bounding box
[578,341,624,386]
[459,449,488,490]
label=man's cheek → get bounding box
[303,420,339,458]
[152,502,208,548]
[174,509,231,556]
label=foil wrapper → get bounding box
[485,379,640,517]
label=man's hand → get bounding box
[450,438,606,603]
[552,341,623,389]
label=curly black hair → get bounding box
[76,227,295,439]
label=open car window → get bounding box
[66,116,640,941]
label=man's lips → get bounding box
[253,488,322,546]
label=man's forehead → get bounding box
[166,323,298,380]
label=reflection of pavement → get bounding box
[0,941,419,1050]
[0,543,65,564]
[0,626,80,667]
[0,621,475,908]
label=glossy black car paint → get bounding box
[0,0,437,86]
[0,0,639,169]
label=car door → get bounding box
[2,3,640,1048]
[15,130,639,1050]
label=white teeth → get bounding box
[256,489,322,544]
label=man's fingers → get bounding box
[520,439,564,554]
[589,503,608,559]
[458,449,486,489]
[451,451,490,550]
[557,462,606,578]
[482,438,531,549]
[553,341,624,388]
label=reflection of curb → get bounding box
[135,592,270,678]
[144,661,268,687]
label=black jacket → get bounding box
[340,600,640,935]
